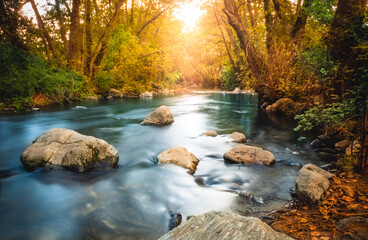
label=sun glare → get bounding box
[173,1,206,32]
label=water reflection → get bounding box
[0,93,327,239]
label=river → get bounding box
[0,93,326,239]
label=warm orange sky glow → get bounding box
[173,1,206,32]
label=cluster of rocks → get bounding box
[310,134,361,158]
[20,103,340,240]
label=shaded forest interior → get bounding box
[0,0,367,170]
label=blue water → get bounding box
[0,93,326,239]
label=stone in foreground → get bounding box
[158,211,293,240]
[229,131,246,143]
[202,131,218,137]
[141,105,174,125]
[295,163,334,203]
[157,147,199,174]
[21,128,119,172]
[224,144,275,166]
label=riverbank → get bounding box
[265,170,368,239]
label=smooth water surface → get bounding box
[0,93,326,239]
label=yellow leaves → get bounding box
[300,218,308,223]
[319,206,329,216]
[341,196,355,202]
[333,176,341,184]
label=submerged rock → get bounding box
[229,132,246,143]
[20,128,119,172]
[202,131,218,137]
[157,147,199,174]
[141,105,174,125]
[295,164,334,203]
[223,144,275,166]
[158,211,293,240]
[169,211,182,230]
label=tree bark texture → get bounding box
[68,0,81,69]
[223,0,264,79]
[291,0,312,39]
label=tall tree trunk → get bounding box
[264,0,273,52]
[130,0,134,26]
[219,11,245,67]
[55,0,68,52]
[30,0,59,60]
[223,0,264,79]
[68,0,81,69]
[325,0,367,95]
[85,0,92,74]
[212,1,235,68]
[291,0,313,39]
[326,0,367,63]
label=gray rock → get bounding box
[141,105,174,125]
[223,144,275,166]
[140,92,153,98]
[202,131,218,137]
[229,132,246,143]
[295,164,334,203]
[158,211,294,240]
[157,147,199,174]
[20,128,119,172]
[108,88,123,99]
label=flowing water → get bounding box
[0,93,326,239]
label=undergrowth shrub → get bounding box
[0,43,88,109]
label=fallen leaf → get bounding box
[333,177,341,184]
[341,196,355,202]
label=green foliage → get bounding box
[338,154,359,172]
[220,65,239,90]
[308,0,337,25]
[0,43,87,110]
[96,26,175,95]
[294,100,355,132]
[301,44,333,78]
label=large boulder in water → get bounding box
[157,147,199,174]
[20,128,119,172]
[141,105,174,125]
[295,164,334,203]
[158,211,293,240]
[224,144,275,166]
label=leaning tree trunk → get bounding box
[291,0,313,39]
[223,0,264,79]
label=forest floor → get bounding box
[265,170,368,240]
